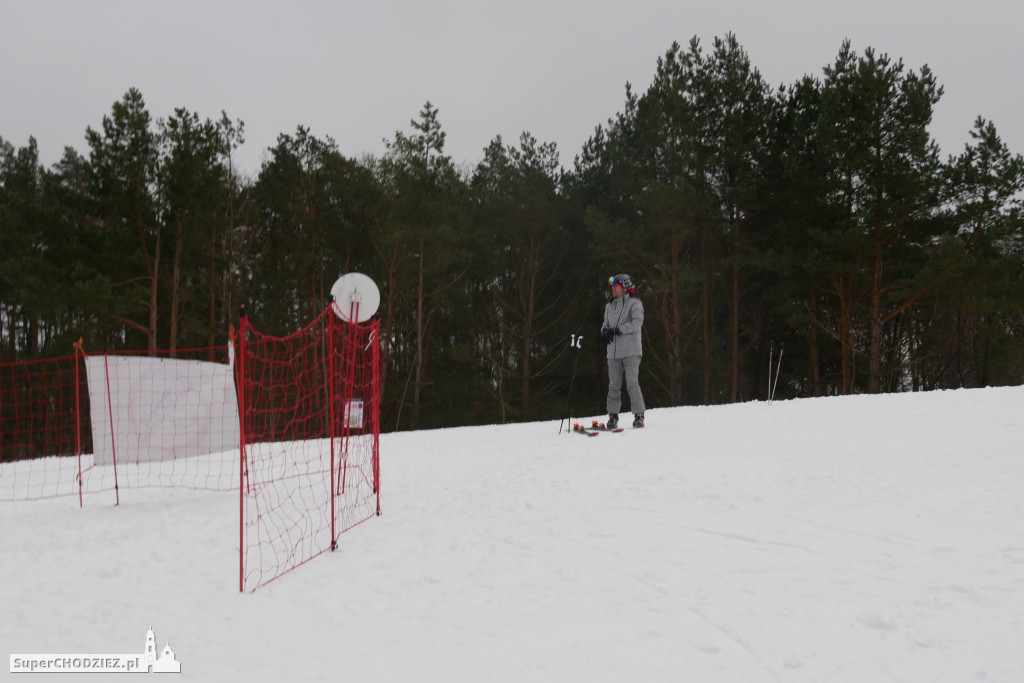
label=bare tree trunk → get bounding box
[730,231,740,402]
[7,303,15,360]
[701,216,712,405]
[868,239,883,393]
[411,235,425,430]
[146,226,161,354]
[136,179,160,354]
[380,247,399,403]
[521,227,536,420]
[28,310,39,357]
[669,240,684,403]
[840,273,853,395]
[207,224,217,358]
[808,286,821,397]
[170,220,184,355]
[223,177,236,347]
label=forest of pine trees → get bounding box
[2,35,1023,431]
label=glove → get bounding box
[601,328,618,345]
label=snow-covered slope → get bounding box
[3,387,1023,682]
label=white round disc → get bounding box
[330,272,380,323]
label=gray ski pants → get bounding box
[607,356,645,415]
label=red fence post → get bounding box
[236,308,247,593]
[372,319,381,516]
[329,303,338,551]
[74,340,84,508]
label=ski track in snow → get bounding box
[3,387,1024,681]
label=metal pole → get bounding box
[559,334,584,434]
[771,342,785,402]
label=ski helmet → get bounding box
[608,274,635,294]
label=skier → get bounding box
[601,274,645,428]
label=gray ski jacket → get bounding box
[602,294,644,359]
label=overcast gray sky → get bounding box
[3,0,1022,177]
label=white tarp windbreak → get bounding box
[85,355,240,465]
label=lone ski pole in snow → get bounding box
[559,332,584,435]
[768,341,784,404]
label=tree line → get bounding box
[2,34,1022,431]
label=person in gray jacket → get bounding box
[601,274,645,428]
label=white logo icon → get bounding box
[143,627,181,673]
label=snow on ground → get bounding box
[3,387,1024,682]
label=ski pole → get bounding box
[559,333,584,435]
[768,341,774,404]
[770,342,784,402]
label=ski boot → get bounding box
[606,414,619,429]
[633,413,645,428]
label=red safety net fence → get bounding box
[0,352,89,502]
[236,306,381,592]
[0,305,380,592]
[0,344,238,504]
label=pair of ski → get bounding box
[572,420,625,437]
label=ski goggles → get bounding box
[608,275,631,288]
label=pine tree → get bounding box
[248,127,382,332]
[212,113,245,352]
[158,108,228,352]
[761,76,836,397]
[819,42,944,392]
[377,102,466,430]
[938,117,1024,386]
[0,137,48,358]
[469,132,579,422]
[703,34,773,402]
[85,88,162,352]
[573,41,710,406]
